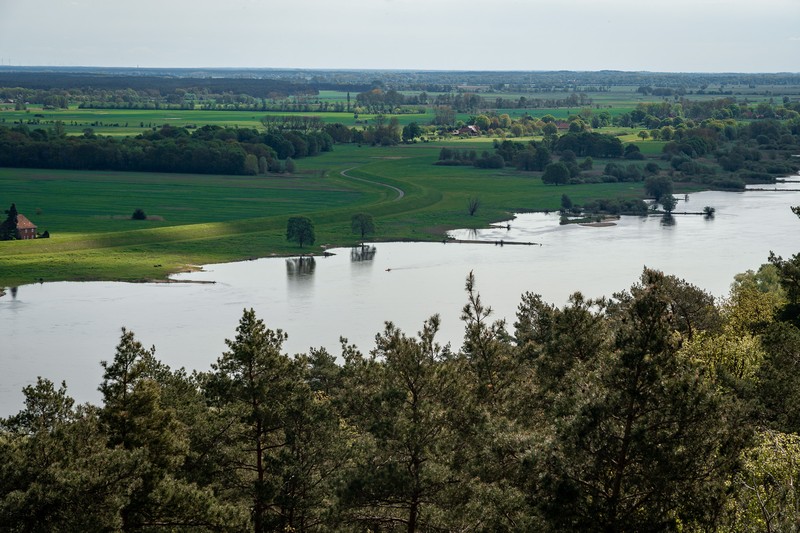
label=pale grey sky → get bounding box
[0,0,798,72]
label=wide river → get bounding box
[2,183,800,415]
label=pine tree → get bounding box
[1,203,18,240]
[529,269,749,531]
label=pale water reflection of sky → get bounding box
[2,188,800,415]
[0,0,797,71]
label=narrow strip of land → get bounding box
[447,239,541,246]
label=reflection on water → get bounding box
[351,245,377,262]
[3,187,800,415]
[286,256,316,279]
[660,214,676,227]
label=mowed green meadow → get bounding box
[0,106,434,137]
[0,142,646,287]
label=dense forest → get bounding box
[2,241,800,531]
[0,124,332,175]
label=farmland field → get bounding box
[0,107,434,137]
[3,74,799,287]
[0,141,647,287]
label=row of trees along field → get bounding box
[3,109,799,196]
[0,123,332,175]
[435,120,800,194]
[4,236,800,531]
[4,68,799,115]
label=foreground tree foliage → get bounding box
[5,253,800,530]
[206,309,342,532]
[528,271,748,531]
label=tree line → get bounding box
[0,123,333,175]
[440,117,800,194]
[3,233,800,530]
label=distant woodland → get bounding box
[0,124,332,175]
[0,67,798,248]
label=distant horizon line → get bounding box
[0,65,798,76]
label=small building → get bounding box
[14,214,37,239]
[452,125,480,136]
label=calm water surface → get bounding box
[2,185,800,415]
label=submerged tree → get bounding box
[661,194,678,213]
[467,196,481,216]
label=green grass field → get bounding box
[1,79,768,139]
[0,106,435,137]
[4,80,743,288]
[0,141,648,287]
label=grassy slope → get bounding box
[0,141,646,287]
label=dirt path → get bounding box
[340,167,405,201]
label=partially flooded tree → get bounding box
[661,194,678,213]
[467,196,480,216]
[645,175,673,202]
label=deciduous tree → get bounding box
[645,175,673,202]
[541,162,569,185]
[286,216,315,248]
[350,213,375,241]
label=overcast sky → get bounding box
[0,0,798,72]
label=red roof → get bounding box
[16,214,36,230]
